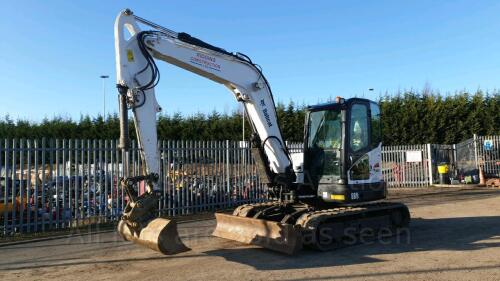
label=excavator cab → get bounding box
[302,97,386,204]
[214,98,391,254]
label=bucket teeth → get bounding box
[212,213,302,255]
[118,218,190,255]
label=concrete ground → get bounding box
[1,187,499,281]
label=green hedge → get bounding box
[1,90,498,145]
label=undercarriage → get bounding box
[213,200,410,254]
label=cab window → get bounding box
[308,110,341,150]
[370,102,381,147]
[350,104,369,152]
[350,154,370,180]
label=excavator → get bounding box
[114,9,410,255]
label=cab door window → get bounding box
[350,104,369,152]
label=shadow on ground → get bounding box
[281,263,500,281]
[1,215,499,273]
[0,254,206,271]
[2,188,500,274]
[204,215,500,271]
[393,188,500,208]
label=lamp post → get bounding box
[362,88,374,98]
[242,105,246,164]
[242,105,245,141]
[100,75,109,118]
[369,88,375,100]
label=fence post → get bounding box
[225,140,230,205]
[426,144,433,185]
[473,134,478,169]
[3,139,8,235]
[452,143,457,173]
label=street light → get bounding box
[100,75,109,118]
[242,105,246,164]
[242,105,245,141]
[363,88,374,98]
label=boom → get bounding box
[115,9,294,192]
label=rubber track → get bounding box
[233,201,408,230]
[232,201,280,217]
[295,202,408,230]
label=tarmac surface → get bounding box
[1,186,500,281]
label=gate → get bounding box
[453,135,500,180]
[455,138,478,179]
[381,145,430,187]
[429,144,455,184]
[475,135,500,177]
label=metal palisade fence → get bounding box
[0,139,266,235]
[474,135,500,177]
[381,145,430,188]
[1,135,498,235]
[380,135,500,186]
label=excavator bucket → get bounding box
[118,218,190,255]
[212,213,302,255]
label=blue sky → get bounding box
[1,0,499,121]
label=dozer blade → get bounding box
[118,218,190,255]
[212,213,302,255]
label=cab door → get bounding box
[347,100,382,185]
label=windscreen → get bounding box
[307,109,341,177]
